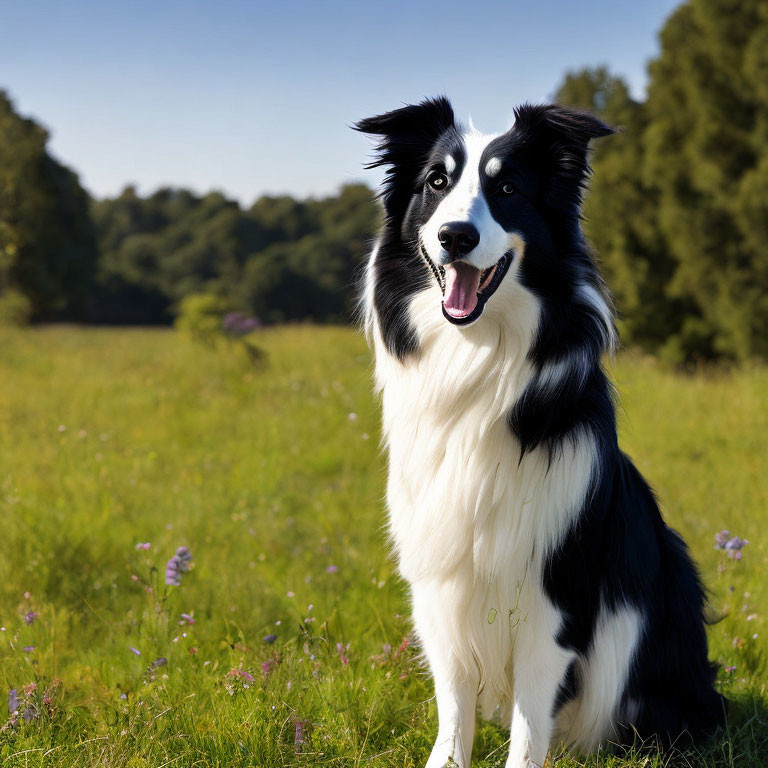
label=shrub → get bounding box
[0,289,33,326]
[173,293,229,345]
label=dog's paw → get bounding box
[425,749,461,768]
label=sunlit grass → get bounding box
[0,326,765,766]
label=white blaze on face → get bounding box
[421,132,512,272]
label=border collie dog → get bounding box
[355,98,724,768]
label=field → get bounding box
[0,325,766,767]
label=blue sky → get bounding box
[1,0,680,204]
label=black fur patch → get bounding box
[355,98,462,358]
[545,451,725,744]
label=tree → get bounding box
[643,0,768,360]
[0,91,98,320]
[90,182,380,325]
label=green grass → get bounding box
[0,325,765,767]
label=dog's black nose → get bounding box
[438,221,480,261]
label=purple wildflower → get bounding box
[223,312,261,336]
[325,564,338,574]
[294,719,307,752]
[23,611,37,626]
[22,646,34,653]
[264,634,277,645]
[336,642,349,666]
[179,612,195,625]
[725,665,736,673]
[165,546,193,586]
[129,646,141,656]
[134,542,151,551]
[8,689,18,713]
[22,707,37,722]
[714,530,749,559]
[228,669,255,683]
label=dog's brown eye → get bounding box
[427,172,448,190]
[501,182,515,195]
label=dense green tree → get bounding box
[557,0,768,363]
[0,91,98,320]
[643,0,768,360]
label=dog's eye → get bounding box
[426,172,448,191]
[500,182,515,195]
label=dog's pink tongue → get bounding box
[443,262,481,318]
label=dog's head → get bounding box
[356,97,613,328]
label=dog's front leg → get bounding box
[505,603,574,768]
[412,580,478,768]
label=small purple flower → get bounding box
[23,611,37,626]
[725,537,749,559]
[264,634,277,645]
[179,612,195,625]
[223,312,261,336]
[22,707,37,722]
[22,646,34,653]
[294,719,307,752]
[336,642,349,666]
[228,669,255,683]
[714,530,749,559]
[725,665,736,673]
[129,646,141,656]
[8,689,18,713]
[325,564,338,574]
[165,546,193,586]
[134,542,151,551]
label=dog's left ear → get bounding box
[512,103,615,213]
[354,97,456,220]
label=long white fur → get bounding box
[366,131,642,768]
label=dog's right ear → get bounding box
[354,97,455,219]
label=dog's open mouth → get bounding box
[420,244,513,326]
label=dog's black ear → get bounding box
[354,97,455,219]
[512,103,615,215]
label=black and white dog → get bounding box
[355,98,724,768]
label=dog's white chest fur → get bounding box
[371,276,599,718]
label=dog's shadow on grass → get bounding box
[609,695,768,768]
[469,693,768,767]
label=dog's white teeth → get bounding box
[479,265,498,292]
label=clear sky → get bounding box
[1,0,680,205]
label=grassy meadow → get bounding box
[0,325,766,767]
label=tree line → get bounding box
[0,93,379,328]
[1,0,766,361]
